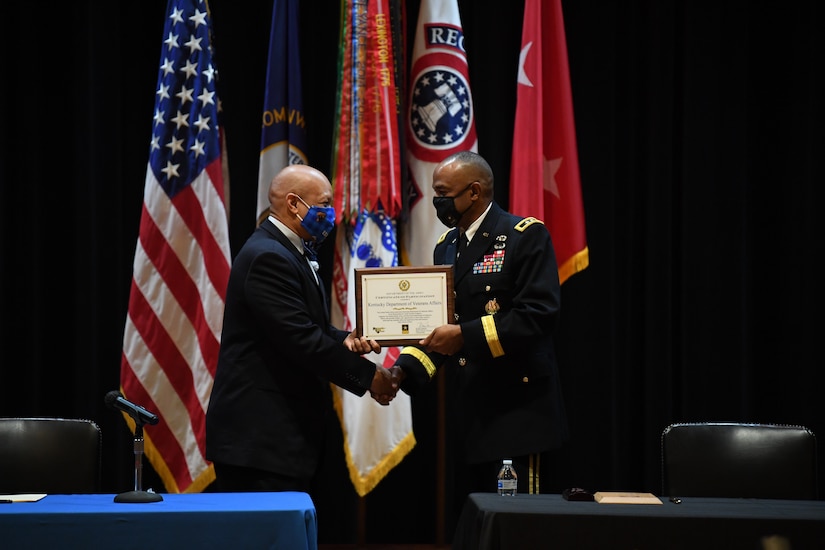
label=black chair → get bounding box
[661,422,818,500]
[0,417,102,494]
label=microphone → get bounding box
[104,391,159,425]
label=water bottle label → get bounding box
[498,479,517,491]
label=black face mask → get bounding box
[432,184,472,228]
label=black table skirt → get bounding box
[453,493,825,550]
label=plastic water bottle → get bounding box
[497,459,518,496]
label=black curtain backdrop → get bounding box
[2,0,824,544]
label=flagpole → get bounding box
[357,496,366,544]
[436,368,446,544]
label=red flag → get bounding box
[510,0,588,284]
[332,0,403,224]
[120,0,231,493]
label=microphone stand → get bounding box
[114,421,163,503]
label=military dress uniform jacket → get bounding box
[206,221,377,481]
[396,202,569,464]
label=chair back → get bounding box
[661,422,817,500]
[0,417,102,494]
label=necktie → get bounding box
[455,231,468,267]
[303,241,317,261]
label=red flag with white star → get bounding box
[509,0,588,284]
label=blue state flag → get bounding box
[257,0,307,224]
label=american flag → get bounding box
[119,0,230,494]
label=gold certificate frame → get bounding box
[355,266,455,346]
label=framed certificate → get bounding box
[355,266,455,345]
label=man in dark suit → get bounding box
[395,150,569,539]
[206,164,400,494]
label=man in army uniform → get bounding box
[395,150,569,540]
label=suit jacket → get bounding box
[206,221,376,480]
[397,202,569,464]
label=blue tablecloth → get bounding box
[0,492,317,550]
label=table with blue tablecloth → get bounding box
[0,491,317,549]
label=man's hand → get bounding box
[419,324,463,355]
[344,332,381,354]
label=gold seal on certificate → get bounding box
[354,266,455,346]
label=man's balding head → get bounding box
[269,164,334,241]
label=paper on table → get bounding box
[0,494,47,503]
[593,491,663,504]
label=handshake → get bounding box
[370,366,405,406]
[344,332,405,406]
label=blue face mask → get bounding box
[295,195,336,245]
